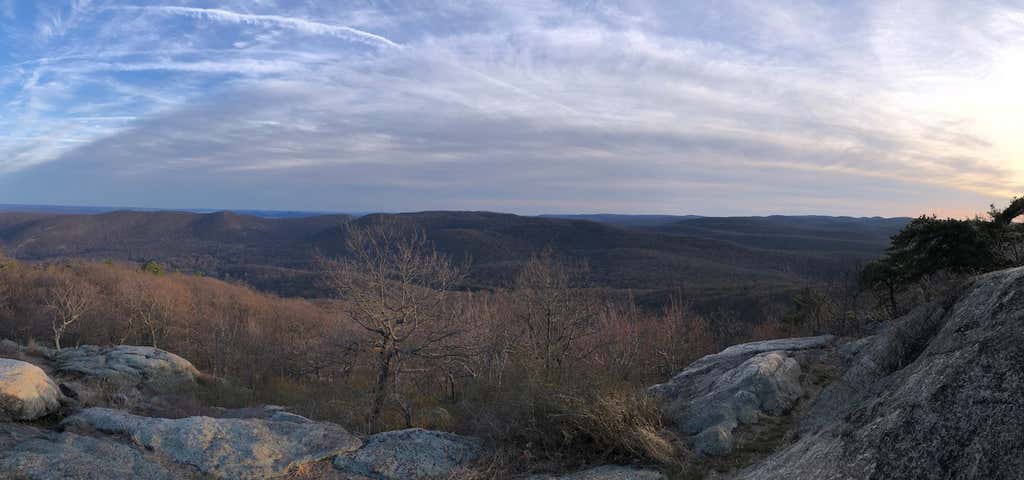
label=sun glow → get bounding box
[980,50,1024,181]
[898,43,1024,196]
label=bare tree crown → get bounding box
[46,272,95,351]
[320,219,469,431]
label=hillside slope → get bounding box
[0,211,353,295]
[730,267,1024,479]
[651,215,910,254]
[0,210,905,302]
[539,214,703,228]
[647,267,1024,479]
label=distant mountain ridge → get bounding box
[0,204,348,219]
[539,214,704,228]
[649,215,911,253]
[0,210,910,311]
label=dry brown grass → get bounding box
[550,387,682,466]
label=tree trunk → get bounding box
[118,323,132,345]
[148,321,159,349]
[368,344,394,432]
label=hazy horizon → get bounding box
[0,201,924,219]
[2,1,1022,217]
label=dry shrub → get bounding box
[24,338,49,357]
[0,249,11,316]
[549,387,681,466]
[467,381,680,474]
[75,377,143,411]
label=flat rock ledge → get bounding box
[649,336,834,456]
[216,404,315,424]
[530,466,667,480]
[333,427,482,480]
[55,345,200,391]
[0,358,63,421]
[0,423,185,479]
[649,335,834,400]
[63,407,362,479]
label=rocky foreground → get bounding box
[0,341,663,479]
[3,267,1024,479]
[655,266,1024,479]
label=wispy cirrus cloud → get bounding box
[110,5,403,48]
[0,1,1022,216]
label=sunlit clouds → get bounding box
[0,1,1022,215]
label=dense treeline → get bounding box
[861,197,1024,314]
[0,254,347,386]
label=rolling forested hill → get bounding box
[0,210,908,312]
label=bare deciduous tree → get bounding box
[0,248,12,315]
[512,248,597,382]
[321,220,468,432]
[46,272,94,351]
[118,277,171,348]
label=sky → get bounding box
[0,0,1022,217]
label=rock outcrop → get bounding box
[0,340,493,479]
[650,335,834,455]
[0,423,187,479]
[0,359,62,421]
[650,335,834,400]
[63,408,362,479]
[734,267,1024,479]
[55,345,200,391]
[532,466,667,480]
[333,428,481,480]
[0,339,20,357]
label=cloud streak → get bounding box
[113,5,403,48]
